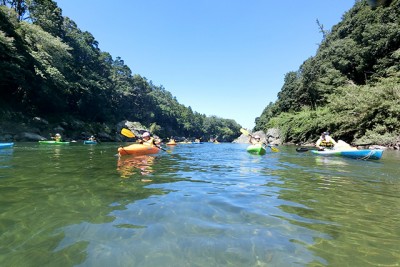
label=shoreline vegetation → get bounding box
[254,0,400,148]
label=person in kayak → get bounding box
[88,135,96,141]
[249,134,263,145]
[52,133,62,142]
[139,132,156,146]
[316,132,337,150]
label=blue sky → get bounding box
[55,0,355,129]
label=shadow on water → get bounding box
[0,143,399,266]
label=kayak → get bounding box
[166,141,177,146]
[246,144,266,155]
[118,144,160,156]
[84,140,97,145]
[310,149,383,160]
[0,142,14,149]
[39,141,70,145]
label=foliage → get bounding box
[256,0,400,145]
[265,78,400,145]
[0,1,241,141]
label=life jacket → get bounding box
[320,140,334,147]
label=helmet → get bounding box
[142,132,150,137]
[254,135,260,139]
[323,132,329,135]
[91,135,94,138]
[55,133,61,137]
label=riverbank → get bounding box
[0,115,137,142]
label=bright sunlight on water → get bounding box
[0,142,399,266]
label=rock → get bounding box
[70,119,85,129]
[53,126,65,133]
[266,128,280,139]
[32,117,49,126]
[369,145,387,150]
[0,134,13,142]
[233,130,267,144]
[15,132,47,141]
[97,132,113,141]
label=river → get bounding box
[0,142,399,266]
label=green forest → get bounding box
[255,0,400,146]
[0,0,241,142]
[1,0,399,144]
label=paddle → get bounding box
[295,147,323,152]
[240,128,279,152]
[121,128,135,138]
[120,128,169,152]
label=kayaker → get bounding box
[316,132,337,150]
[249,134,263,145]
[167,138,176,145]
[52,133,62,142]
[139,132,156,146]
[89,135,96,141]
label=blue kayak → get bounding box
[83,140,97,145]
[310,149,383,160]
[0,142,14,149]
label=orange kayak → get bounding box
[118,144,160,156]
[166,139,177,146]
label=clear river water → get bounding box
[0,142,399,267]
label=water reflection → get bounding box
[268,148,400,266]
[117,155,155,178]
[0,148,13,172]
[314,156,349,166]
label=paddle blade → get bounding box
[270,146,279,152]
[121,128,135,138]
[240,128,250,136]
[296,147,309,152]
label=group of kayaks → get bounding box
[0,140,384,161]
[37,140,98,145]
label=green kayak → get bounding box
[246,144,266,155]
[39,140,70,145]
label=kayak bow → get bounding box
[0,142,14,149]
[118,144,160,156]
[246,144,267,155]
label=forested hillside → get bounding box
[255,0,400,146]
[0,0,241,141]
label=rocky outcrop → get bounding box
[265,128,281,145]
[233,128,281,145]
[15,132,47,141]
